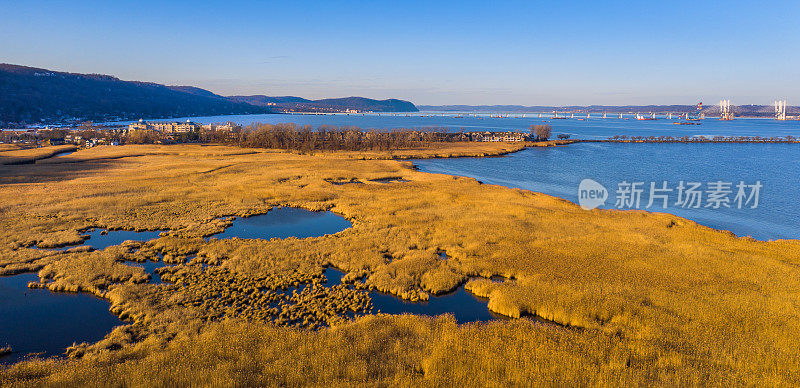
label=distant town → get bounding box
[0,119,556,151]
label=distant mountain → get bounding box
[0,64,270,126]
[230,95,419,113]
[166,85,226,99]
[419,105,553,112]
[232,95,312,105]
[419,104,798,117]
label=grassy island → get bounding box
[1,143,799,386]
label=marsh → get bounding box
[1,143,798,386]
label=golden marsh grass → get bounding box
[0,143,798,385]
[0,145,77,165]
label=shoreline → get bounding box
[573,139,800,144]
[408,143,792,243]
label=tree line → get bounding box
[3,123,552,150]
[123,123,463,151]
[227,124,457,151]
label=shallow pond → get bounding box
[40,207,351,252]
[210,207,352,240]
[0,273,123,364]
[324,268,501,323]
[39,229,165,252]
[82,229,164,250]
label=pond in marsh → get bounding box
[39,229,165,252]
[82,229,164,250]
[7,207,352,362]
[324,267,502,323]
[210,207,352,240]
[0,273,123,364]
[39,207,351,252]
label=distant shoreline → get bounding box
[557,138,800,144]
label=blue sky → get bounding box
[1,0,798,105]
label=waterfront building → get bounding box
[475,131,528,142]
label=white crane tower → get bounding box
[719,100,733,120]
[775,100,787,120]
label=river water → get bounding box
[414,142,800,241]
[118,113,800,239]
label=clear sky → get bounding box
[1,0,798,105]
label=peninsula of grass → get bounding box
[0,144,77,165]
[0,143,798,386]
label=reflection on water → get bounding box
[210,207,352,240]
[0,273,123,364]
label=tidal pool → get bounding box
[324,267,501,323]
[210,207,352,240]
[0,273,123,364]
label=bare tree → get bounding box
[530,124,552,141]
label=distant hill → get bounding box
[0,64,270,126]
[0,63,420,126]
[166,85,226,99]
[230,95,419,113]
[419,104,798,117]
[232,96,313,105]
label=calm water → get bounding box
[210,207,352,240]
[82,229,164,250]
[324,267,499,323]
[6,207,351,363]
[0,274,123,364]
[415,143,800,240]
[115,113,800,139]
[39,229,165,251]
[40,208,351,252]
